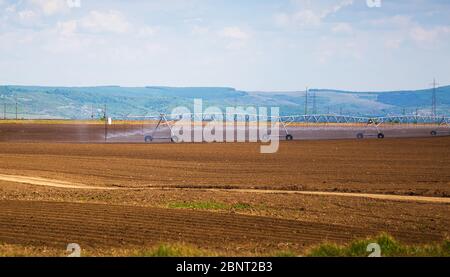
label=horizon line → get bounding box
[1,83,449,94]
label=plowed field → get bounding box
[0,132,449,256]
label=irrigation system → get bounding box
[124,113,450,142]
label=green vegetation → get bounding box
[231,202,252,210]
[2,85,450,119]
[136,243,214,257]
[168,201,227,210]
[306,233,450,257]
[1,235,449,257]
[167,201,252,211]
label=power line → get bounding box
[430,78,439,117]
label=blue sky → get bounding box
[0,0,449,91]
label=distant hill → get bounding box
[0,85,448,119]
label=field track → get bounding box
[0,200,442,251]
[1,173,449,204]
[0,174,118,190]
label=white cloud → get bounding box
[370,15,413,28]
[332,22,353,34]
[328,0,354,15]
[384,38,402,49]
[29,0,68,16]
[42,33,99,54]
[184,17,203,24]
[57,20,77,36]
[191,25,209,36]
[54,11,132,36]
[370,15,450,48]
[292,10,322,27]
[18,10,38,22]
[315,35,366,64]
[80,10,131,34]
[220,27,249,40]
[410,26,450,43]
[276,0,354,29]
[5,4,17,13]
[410,26,437,42]
[274,13,290,27]
[137,26,158,38]
[2,5,43,27]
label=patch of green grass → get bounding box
[168,201,253,211]
[135,243,214,257]
[306,233,450,257]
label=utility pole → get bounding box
[15,101,18,120]
[430,78,439,117]
[104,104,107,142]
[312,91,317,114]
[304,87,308,115]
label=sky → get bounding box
[0,0,450,91]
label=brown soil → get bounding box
[0,122,448,143]
[0,200,444,255]
[0,135,449,255]
[0,138,449,196]
[1,182,449,243]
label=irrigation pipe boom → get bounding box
[123,113,450,143]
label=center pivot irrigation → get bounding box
[139,113,180,143]
[121,113,450,143]
[356,118,385,139]
[127,112,295,143]
[430,119,450,137]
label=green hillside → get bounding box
[0,85,448,119]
